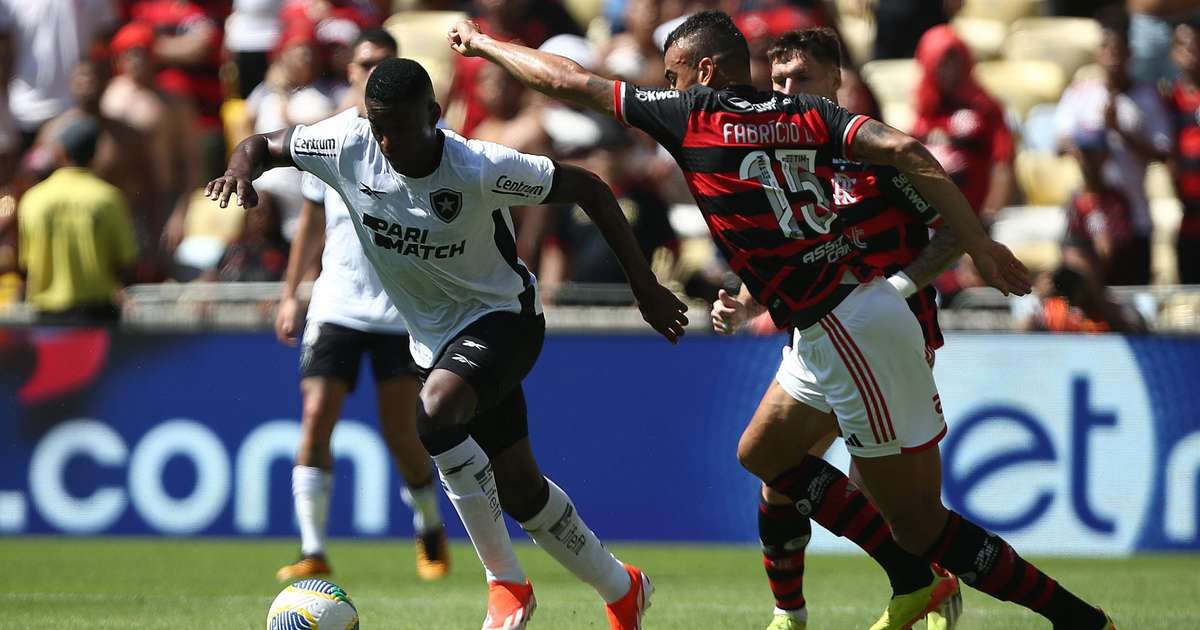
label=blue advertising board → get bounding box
[0,328,1197,555]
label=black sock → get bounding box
[925,511,1106,629]
[759,497,812,612]
[769,456,932,595]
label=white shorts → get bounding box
[774,278,945,458]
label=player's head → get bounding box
[766,28,842,100]
[1173,19,1200,80]
[364,57,441,161]
[662,10,752,90]
[1096,5,1131,81]
[348,27,398,90]
[56,117,100,167]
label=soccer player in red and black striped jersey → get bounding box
[710,28,965,630]
[451,11,1114,630]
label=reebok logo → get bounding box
[451,354,479,369]
[443,456,475,475]
[461,340,487,351]
[359,182,384,199]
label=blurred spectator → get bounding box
[449,0,582,136]
[1127,0,1200,85]
[30,58,162,280]
[17,118,137,324]
[873,0,959,60]
[126,0,227,179]
[1055,6,1170,286]
[245,23,338,242]
[225,0,283,98]
[102,21,202,264]
[600,0,669,86]
[539,113,677,299]
[207,202,288,282]
[911,25,1015,226]
[471,62,548,154]
[1014,266,1148,333]
[1063,128,1140,286]
[1167,19,1200,283]
[1,0,117,154]
[279,0,374,86]
[734,5,824,88]
[1053,0,1122,17]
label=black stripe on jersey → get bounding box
[491,209,536,315]
[696,191,779,218]
[676,145,835,175]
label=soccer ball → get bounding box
[267,578,360,630]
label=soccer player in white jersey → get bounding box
[272,28,450,584]
[206,57,688,630]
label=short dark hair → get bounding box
[57,117,100,166]
[1096,5,1130,44]
[766,28,842,68]
[365,57,433,107]
[354,26,398,55]
[663,10,750,66]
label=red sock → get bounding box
[758,498,811,612]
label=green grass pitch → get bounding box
[2,538,1196,629]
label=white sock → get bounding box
[293,465,332,557]
[401,481,444,535]
[774,606,808,622]
[520,478,630,603]
[433,437,525,584]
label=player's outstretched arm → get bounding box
[545,163,689,343]
[276,199,326,346]
[711,285,766,335]
[850,119,1031,296]
[448,20,614,117]
[205,128,294,209]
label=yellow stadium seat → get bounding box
[1005,17,1102,82]
[879,101,915,133]
[1073,63,1103,83]
[838,14,874,67]
[951,17,1008,62]
[563,0,603,31]
[1146,162,1177,201]
[975,60,1066,117]
[836,0,869,18]
[860,58,918,107]
[959,0,1041,23]
[384,11,468,100]
[1015,150,1083,207]
[221,98,250,159]
[1151,197,1183,284]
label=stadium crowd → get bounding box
[0,0,1197,333]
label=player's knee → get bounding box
[736,430,772,478]
[416,388,468,434]
[884,501,947,555]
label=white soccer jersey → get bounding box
[288,109,553,368]
[300,171,407,334]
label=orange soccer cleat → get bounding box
[274,554,332,583]
[605,563,654,630]
[415,526,450,581]
[482,579,536,630]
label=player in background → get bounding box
[206,57,688,630]
[450,11,1116,630]
[709,28,964,630]
[272,28,450,584]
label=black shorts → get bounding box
[300,321,419,391]
[423,310,546,455]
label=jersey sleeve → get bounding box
[876,166,941,226]
[287,108,361,188]
[612,81,690,150]
[300,171,327,204]
[808,95,871,161]
[477,141,556,208]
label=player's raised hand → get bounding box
[970,239,1032,296]
[633,281,689,344]
[275,296,302,346]
[205,169,259,209]
[448,20,486,57]
[711,289,747,335]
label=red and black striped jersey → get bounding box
[831,160,944,349]
[614,81,879,328]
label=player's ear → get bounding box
[428,99,442,129]
[697,57,716,86]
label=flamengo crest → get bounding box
[430,188,462,223]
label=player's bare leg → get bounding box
[277,376,348,581]
[377,376,449,580]
[854,447,1112,630]
[741,382,950,629]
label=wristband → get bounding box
[886,271,918,299]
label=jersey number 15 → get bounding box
[738,149,835,239]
